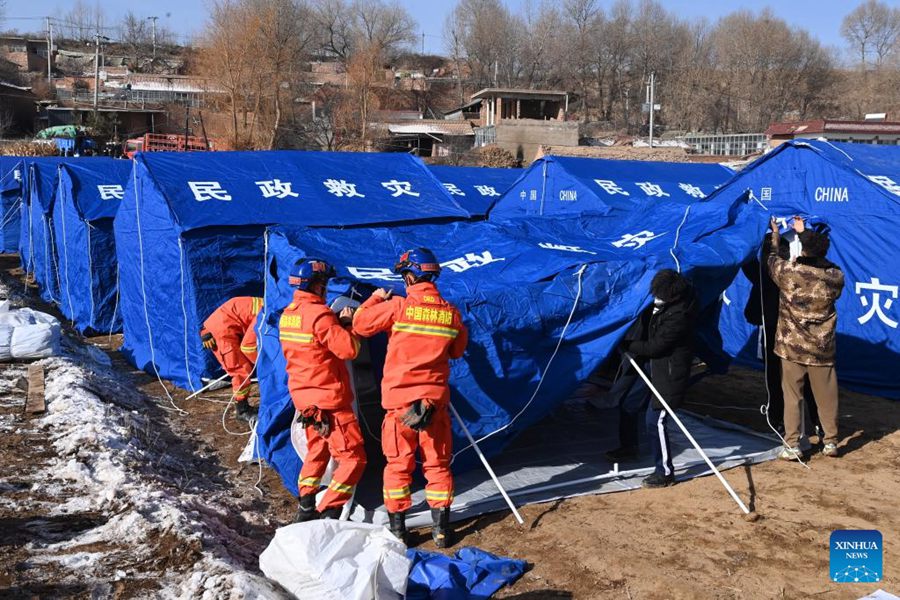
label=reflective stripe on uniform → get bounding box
[240,344,257,353]
[280,331,314,343]
[299,476,322,488]
[382,486,411,499]
[424,489,453,501]
[251,297,262,315]
[392,322,459,339]
[328,480,354,495]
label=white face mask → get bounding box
[653,297,666,307]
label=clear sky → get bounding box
[0,0,889,53]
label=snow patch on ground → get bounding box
[17,354,286,597]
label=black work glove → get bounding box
[401,400,435,431]
[201,331,216,351]
[620,340,633,354]
[297,407,331,437]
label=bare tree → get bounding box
[841,0,900,68]
[58,0,106,41]
[312,0,415,61]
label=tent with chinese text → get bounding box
[715,140,900,399]
[53,159,132,335]
[489,155,734,219]
[0,157,24,253]
[115,150,468,390]
[253,192,775,525]
[428,165,522,217]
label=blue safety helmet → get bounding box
[289,258,336,291]
[393,248,441,282]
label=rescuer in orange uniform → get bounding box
[200,296,263,421]
[280,258,367,522]
[353,248,468,547]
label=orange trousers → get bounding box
[210,334,254,401]
[381,404,454,512]
[298,408,367,511]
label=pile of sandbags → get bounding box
[0,301,60,361]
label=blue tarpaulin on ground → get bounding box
[489,155,734,219]
[428,165,522,217]
[253,192,767,496]
[0,157,24,254]
[115,150,469,389]
[22,157,68,303]
[406,547,528,600]
[53,159,132,334]
[714,140,900,399]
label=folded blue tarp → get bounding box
[714,140,900,399]
[406,547,528,600]
[254,193,766,496]
[115,150,469,390]
[428,165,522,217]
[53,159,132,334]
[489,155,734,219]
[0,157,23,253]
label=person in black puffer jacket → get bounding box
[622,269,697,488]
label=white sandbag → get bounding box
[11,322,59,359]
[259,520,409,600]
[0,324,13,361]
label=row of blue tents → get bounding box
[1,141,897,501]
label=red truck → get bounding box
[124,133,215,159]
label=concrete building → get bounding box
[766,119,900,147]
[0,36,49,73]
[470,88,578,163]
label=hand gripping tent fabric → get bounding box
[22,157,68,303]
[714,139,900,399]
[53,159,132,335]
[114,150,468,391]
[488,155,734,219]
[0,157,24,254]
[254,193,768,512]
[427,165,523,217]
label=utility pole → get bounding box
[46,17,53,89]
[421,32,425,54]
[648,71,656,148]
[147,16,159,58]
[93,33,101,115]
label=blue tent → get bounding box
[428,165,522,217]
[53,159,132,335]
[0,157,24,253]
[22,157,68,303]
[715,140,900,399]
[115,150,469,390]
[489,155,734,219]
[254,194,767,497]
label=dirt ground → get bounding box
[1,255,898,599]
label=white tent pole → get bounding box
[626,355,750,514]
[185,373,230,400]
[448,401,525,525]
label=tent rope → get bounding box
[177,237,197,392]
[452,263,588,461]
[132,163,188,415]
[669,204,691,273]
[0,198,21,231]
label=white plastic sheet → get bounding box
[259,520,410,600]
[0,304,60,361]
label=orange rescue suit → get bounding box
[280,290,366,510]
[353,282,468,512]
[201,296,262,401]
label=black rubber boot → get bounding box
[388,511,408,545]
[319,507,342,520]
[235,401,258,422]
[294,494,318,523]
[431,508,451,549]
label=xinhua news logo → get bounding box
[830,530,882,583]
